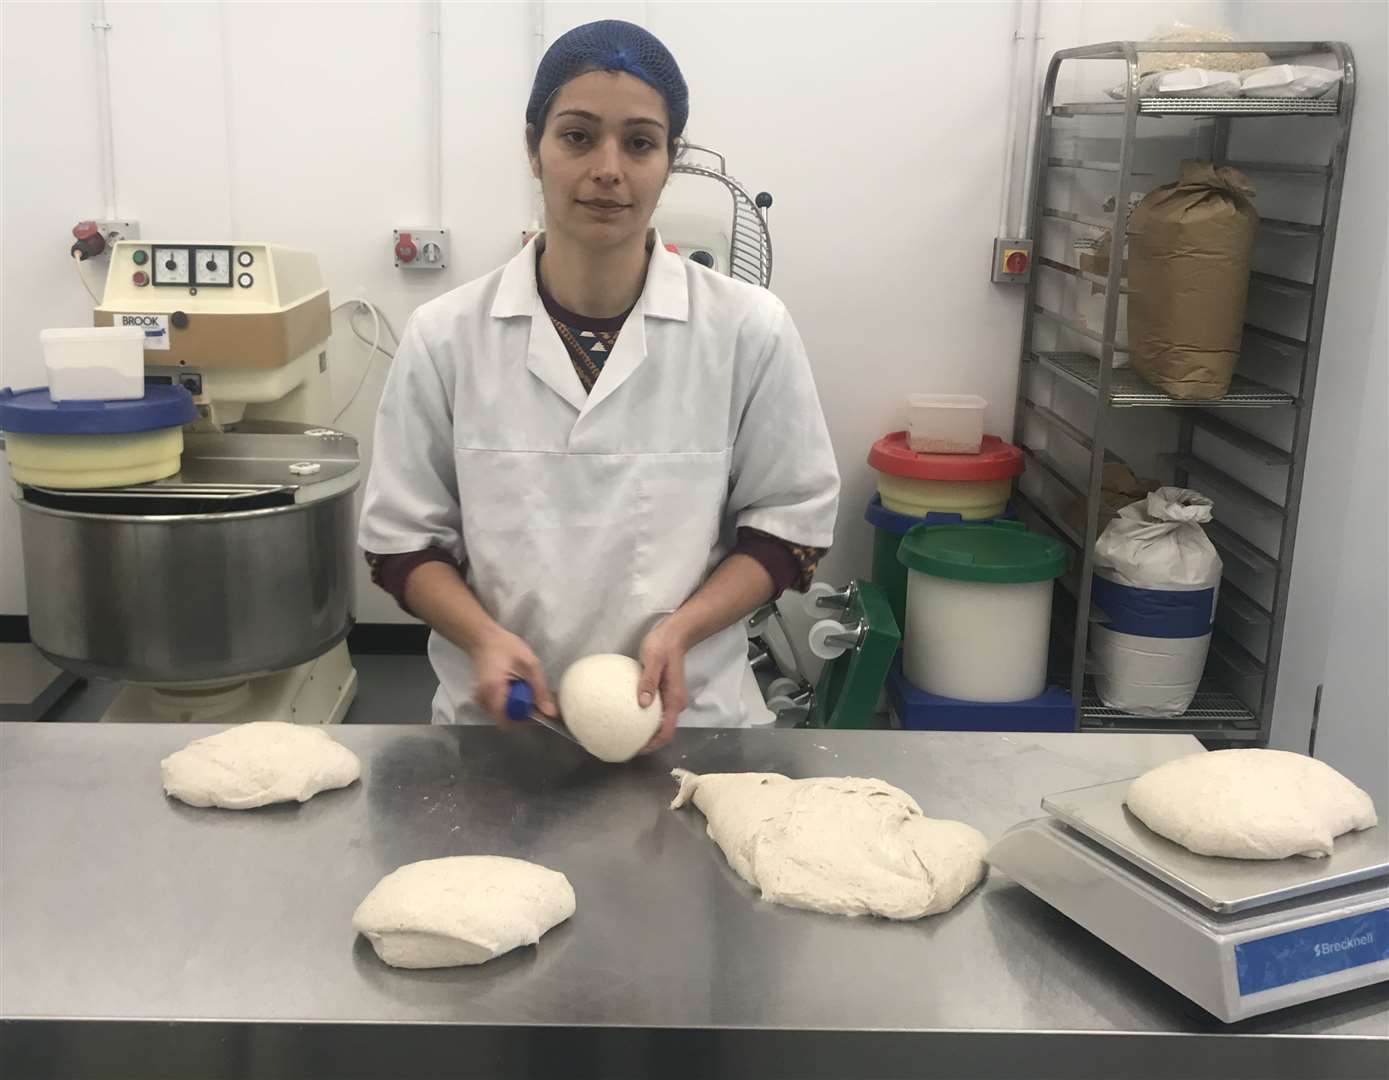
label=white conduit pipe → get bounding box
[1016,0,1046,239]
[90,0,117,220]
[217,0,240,236]
[996,0,1026,239]
[529,0,546,228]
[427,0,442,226]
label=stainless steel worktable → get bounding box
[2,724,1386,1079]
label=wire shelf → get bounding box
[1037,673,1261,737]
[1031,352,1296,408]
[1033,306,1129,351]
[1055,97,1340,118]
[1017,40,1354,747]
[1080,680,1261,737]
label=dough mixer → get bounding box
[1,242,360,724]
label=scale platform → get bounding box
[988,777,1389,1022]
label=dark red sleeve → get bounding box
[731,527,829,597]
[364,548,458,616]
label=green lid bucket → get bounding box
[897,520,1067,584]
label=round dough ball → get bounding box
[558,654,662,763]
[1126,748,1378,860]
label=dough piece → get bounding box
[352,856,576,968]
[558,654,661,762]
[1126,749,1378,860]
[671,770,987,919]
[161,721,361,809]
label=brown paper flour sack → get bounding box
[1127,162,1258,400]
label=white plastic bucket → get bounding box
[904,576,1053,702]
[897,523,1066,703]
[40,327,146,402]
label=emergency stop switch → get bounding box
[991,238,1033,284]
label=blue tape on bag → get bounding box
[1091,575,1215,639]
[1235,909,1389,996]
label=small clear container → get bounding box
[40,326,146,402]
[907,394,987,455]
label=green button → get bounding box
[132,249,148,265]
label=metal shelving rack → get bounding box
[1012,41,1356,741]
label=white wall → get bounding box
[1225,1,1389,804]
[2,0,1227,624]
[8,2,1378,780]
[1,0,537,620]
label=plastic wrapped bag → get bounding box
[1108,68,1244,100]
[1241,64,1343,99]
[1090,489,1223,718]
[1138,24,1271,75]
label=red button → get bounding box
[1005,250,1029,275]
[133,271,149,286]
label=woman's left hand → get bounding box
[636,619,689,754]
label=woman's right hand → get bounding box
[468,626,557,728]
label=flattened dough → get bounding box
[1126,749,1378,859]
[671,770,987,919]
[352,856,576,968]
[161,721,361,809]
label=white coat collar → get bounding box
[491,229,689,420]
[489,229,689,322]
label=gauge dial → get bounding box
[194,248,231,286]
[152,247,191,286]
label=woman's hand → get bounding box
[637,619,689,753]
[467,626,556,728]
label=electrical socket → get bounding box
[96,220,140,249]
[393,227,448,271]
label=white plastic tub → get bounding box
[41,327,146,402]
[905,575,1054,701]
[897,522,1067,703]
[907,394,986,455]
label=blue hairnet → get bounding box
[526,20,688,141]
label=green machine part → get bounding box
[808,579,901,729]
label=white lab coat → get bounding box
[358,233,839,725]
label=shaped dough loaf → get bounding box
[1126,748,1377,859]
[353,856,576,968]
[161,721,361,809]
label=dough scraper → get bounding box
[505,680,579,745]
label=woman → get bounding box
[359,20,838,749]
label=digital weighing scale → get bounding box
[988,777,1389,1022]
